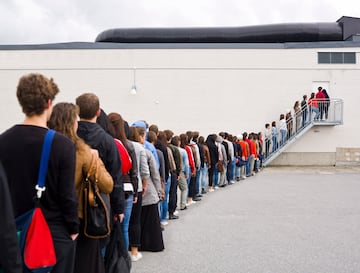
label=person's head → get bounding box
[164,129,174,142]
[294,101,299,108]
[179,133,188,148]
[157,131,167,146]
[318,86,322,91]
[149,124,159,135]
[186,131,193,142]
[75,93,100,120]
[303,94,307,100]
[192,131,200,141]
[310,92,315,99]
[128,126,140,142]
[171,135,180,147]
[272,121,276,127]
[48,102,79,143]
[147,130,157,144]
[198,135,205,144]
[280,113,285,120]
[243,132,248,140]
[265,123,270,129]
[135,126,146,144]
[108,112,127,143]
[17,73,59,117]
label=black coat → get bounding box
[78,121,124,214]
[0,161,23,273]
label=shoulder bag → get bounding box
[83,153,111,238]
[16,129,57,273]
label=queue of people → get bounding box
[0,73,266,273]
[0,74,332,273]
[263,87,331,159]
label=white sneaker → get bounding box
[131,252,143,262]
[161,220,168,226]
[208,188,215,192]
[173,210,179,216]
[214,186,219,189]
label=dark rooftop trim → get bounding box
[1,40,360,51]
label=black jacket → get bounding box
[0,161,22,273]
[77,121,124,214]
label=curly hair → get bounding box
[16,73,59,116]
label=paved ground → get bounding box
[132,166,360,273]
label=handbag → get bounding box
[16,129,57,273]
[83,153,111,239]
[105,220,131,273]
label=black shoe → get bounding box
[169,214,179,220]
[180,206,187,210]
[201,188,207,194]
[193,197,202,201]
[196,194,203,198]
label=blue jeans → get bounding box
[230,159,236,181]
[235,165,241,179]
[310,106,320,120]
[160,176,171,221]
[302,111,307,127]
[280,129,287,145]
[214,166,219,186]
[246,158,251,176]
[122,193,133,251]
[200,164,208,190]
[195,169,201,195]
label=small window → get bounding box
[318,52,330,64]
[344,52,356,63]
[318,52,356,64]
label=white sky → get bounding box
[1,0,360,44]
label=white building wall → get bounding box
[1,46,359,165]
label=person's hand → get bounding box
[142,184,147,196]
[114,213,124,223]
[133,196,138,204]
[70,233,79,241]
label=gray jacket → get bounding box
[142,149,162,206]
[131,141,150,193]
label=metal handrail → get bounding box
[262,98,343,166]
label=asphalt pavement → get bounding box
[132,166,360,273]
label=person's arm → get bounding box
[0,162,22,273]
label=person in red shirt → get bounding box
[315,86,326,120]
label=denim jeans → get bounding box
[280,129,287,145]
[214,166,219,186]
[230,159,236,181]
[160,176,171,221]
[235,165,241,179]
[122,193,133,251]
[200,164,208,190]
[311,106,320,120]
[195,169,201,195]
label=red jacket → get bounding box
[185,145,195,174]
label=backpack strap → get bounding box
[35,129,56,199]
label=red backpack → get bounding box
[114,139,132,174]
